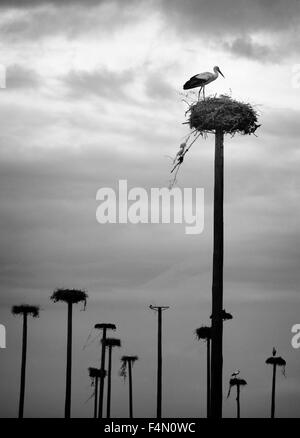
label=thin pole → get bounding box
[98,328,107,418]
[157,308,162,418]
[93,376,99,418]
[236,385,240,418]
[271,364,277,418]
[106,346,112,418]
[65,301,73,418]
[211,129,224,418]
[18,313,27,418]
[149,305,169,418]
[128,360,133,419]
[207,337,211,418]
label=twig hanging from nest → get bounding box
[168,131,202,189]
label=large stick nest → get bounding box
[11,304,39,318]
[50,288,88,306]
[188,95,260,135]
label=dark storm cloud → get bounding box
[159,0,300,35]
[0,1,141,40]
[2,0,299,34]
[0,0,107,7]
[0,0,299,64]
[223,36,275,62]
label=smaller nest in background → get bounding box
[88,367,106,379]
[121,355,139,363]
[12,304,39,318]
[210,309,233,321]
[222,310,233,321]
[188,95,260,135]
[103,337,121,348]
[195,326,211,340]
[119,355,139,380]
[230,377,247,387]
[94,323,116,331]
[266,356,286,367]
[50,288,88,306]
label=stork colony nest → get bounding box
[11,304,39,318]
[120,355,139,380]
[103,338,121,348]
[188,95,260,135]
[195,326,211,340]
[88,367,107,379]
[50,288,88,306]
[229,378,247,387]
[94,323,116,331]
[266,356,286,367]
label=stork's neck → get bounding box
[213,68,219,78]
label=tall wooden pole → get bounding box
[157,308,162,419]
[65,301,73,418]
[94,376,99,418]
[18,313,27,418]
[206,337,211,418]
[149,305,169,418]
[236,384,240,418]
[106,346,112,418]
[128,360,133,419]
[211,128,224,418]
[98,328,107,418]
[271,364,277,418]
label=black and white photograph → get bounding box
[0,0,300,423]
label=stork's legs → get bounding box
[198,87,202,101]
[198,86,206,101]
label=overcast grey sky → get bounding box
[0,0,300,418]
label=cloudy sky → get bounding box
[0,0,300,418]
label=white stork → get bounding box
[231,370,240,378]
[183,66,225,100]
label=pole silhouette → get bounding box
[88,368,104,418]
[149,305,169,418]
[227,377,247,418]
[103,338,121,418]
[271,364,276,419]
[211,128,224,418]
[185,95,259,418]
[120,355,138,418]
[50,288,88,418]
[266,348,286,418]
[195,326,211,417]
[12,305,39,418]
[95,323,116,418]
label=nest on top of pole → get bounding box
[188,95,260,135]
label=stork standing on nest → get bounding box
[183,66,225,100]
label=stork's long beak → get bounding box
[219,68,225,78]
